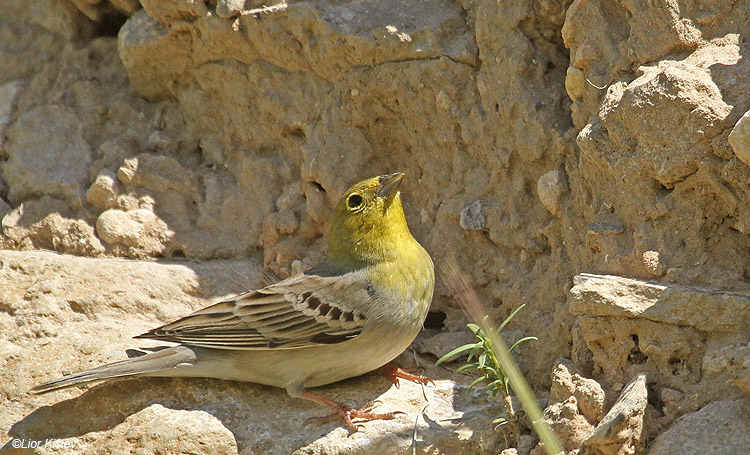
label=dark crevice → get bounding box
[94,11,128,37]
[424,311,446,330]
[628,334,648,364]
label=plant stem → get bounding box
[442,259,564,455]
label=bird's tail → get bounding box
[30,346,197,394]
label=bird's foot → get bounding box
[380,364,435,388]
[301,393,404,431]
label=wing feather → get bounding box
[136,269,371,350]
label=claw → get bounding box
[300,391,402,431]
[381,364,435,387]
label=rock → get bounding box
[2,1,750,452]
[728,109,750,165]
[570,274,750,333]
[86,170,120,212]
[586,223,625,235]
[95,208,173,257]
[516,434,537,455]
[140,0,208,26]
[460,200,487,231]
[92,404,238,454]
[542,397,594,452]
[641,250,664,277]
[2,105,91,208]
[1,196,105,255]
[145,130,178,154]
[216,0,245,19]
[0,80,25,147]
[0,198,10,220]
[116,154,195,194]
[549,359,606,423]
[583,373,647,455]
[703,343,750,399]
[536,170,568,216]
[110,0,140,16]
[117,10,180,99]
[569,273,750,430]
[647,399,750,455]
[116,154,200,234]
[1,250,506,455]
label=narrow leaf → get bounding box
[496,304,526,335]
[466,376,486,393]
[508,336,538,353]
[455,362,480,373]
[436,343,478,365]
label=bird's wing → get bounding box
[136,270,372,350]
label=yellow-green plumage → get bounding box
[32,173,435,417]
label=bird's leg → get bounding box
[299,391,403,431]
[380,363,435,388]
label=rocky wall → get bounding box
[1,0,749,454]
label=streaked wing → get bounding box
[136,270,371,350]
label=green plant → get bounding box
[436,305,537,443]
[440,259,563,455]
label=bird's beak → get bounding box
[378,172,405,198]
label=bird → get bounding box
[32,172,435,430]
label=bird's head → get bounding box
[327,172,414,265]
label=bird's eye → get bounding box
[347,194,363,209]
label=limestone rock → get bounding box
[460,200,488,231]
[1,250,505,455]
[95,208,173,257]
[86,170,120,212]
[216,0,245,19]
[570,274,750,333]
[549,359,606,423]
[647,399,750,455]
[0,80,25,147]
[703,343,750,399]
[583,373,647,455]
[92,404,238,455]
[1,197,104,255]
[536,170,568,216]
[3,105,91,208]
[542,397,593,452]
[569,273,750,430]
[728,109,750,166]
[140,0,208,26]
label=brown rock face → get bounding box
[1,0,749,453]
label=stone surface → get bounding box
[549,358,606,423]
[216,0,245,19]
[78,404,239,455]
[537,170,568,216]
[647,399,750,455]
[0,80,24,146]
[541,398,593,452]
[86,170,120,212]
[95,208,173,257]
[583,373,647,455]
[1,0,750,452]
[569,273,750,432]
[703,343,750,399]
[570,274,750,333]
[729,109,750,166]
[460,200,488,231]
[3,105,92,207]
[0,250,505,455]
